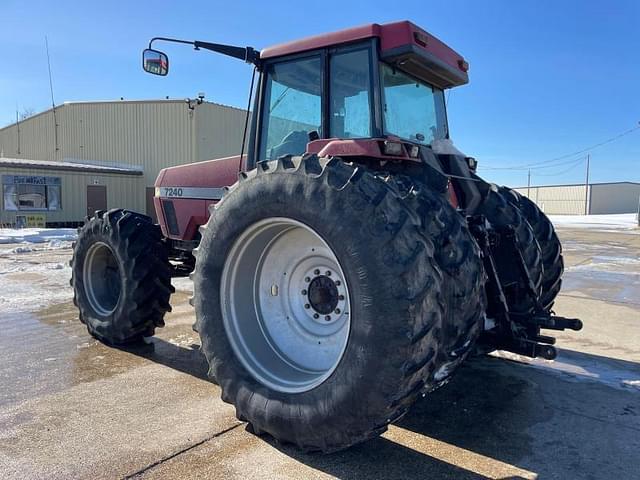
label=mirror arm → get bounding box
[193,41,260,65]
[148,37,260,66]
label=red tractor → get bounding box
[71,21,581,452]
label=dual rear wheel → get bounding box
[193,156,485,451]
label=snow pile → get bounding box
[0,228,77,245]
[172,276,193,293]
[0,229,77,312]
[0,258,74,313]
[548,213,638,233]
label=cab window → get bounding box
[380,63,448,144]
[329,48,372,138]
[259,56,322,161]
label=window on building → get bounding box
[2,175,62,211]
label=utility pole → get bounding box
[527,169,531,198]
[584,154,590,215]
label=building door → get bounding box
[86,185,107,217]
[145,187,158,223]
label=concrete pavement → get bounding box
[0,226,638,479]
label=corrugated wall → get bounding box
[589,183,640,214]
[0,166,143,225]
[515,183,640,215]
[0,100,247,187]
[514,185,588,214]
[61,101,195,186]
[0,109,62,161]
[195,103,248,161]
[0,100,246,224]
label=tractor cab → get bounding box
[144,21,469,170]
[250,22,467,167]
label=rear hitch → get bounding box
[467,215,582,361]
[531,314,583,331]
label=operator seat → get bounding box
[269,130,310,160]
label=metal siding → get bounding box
[0,166,143,225]
[2,100,246,187]
[195,103,248,161]
[61,102,195,186]
[0,109,62,161]
[514,185,587,214]
[590,183,640,214]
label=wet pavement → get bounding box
[0,227,639,479]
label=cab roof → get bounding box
[260,21,469,88]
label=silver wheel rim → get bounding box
[83,242,122,316]
[220,218,351,393]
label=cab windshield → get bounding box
[380,63,448,145]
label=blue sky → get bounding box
[1,0,638,187]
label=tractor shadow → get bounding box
[259,353,640,480]
[256,356,539,480]
[121,338,640,480]
[119,337,211,382]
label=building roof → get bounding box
[0,98,245,131]
[0,157,143,176]
[514,181,640,189]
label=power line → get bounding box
[479,123,640,171]
[533,157,586,176]
[481,155,588,171]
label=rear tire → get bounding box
[385,175,486,381]
[71,209,174,344]
[477,188,543,316]
[193,156,481,452]
[499,187,564,309]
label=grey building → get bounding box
[514,182,640,215]
[0,99,247,226]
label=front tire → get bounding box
[71,209,174,344]
[193,156,478,452]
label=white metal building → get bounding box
[0,99,247,226]
[514,182,640,215]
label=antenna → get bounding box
[16,107,21,155]
[45,36,60,152]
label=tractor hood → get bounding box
[153,155,244,240]
[155,154,244,190]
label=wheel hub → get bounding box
[220,218,351,393]
[83,242,122,316]
[307,275,338,315]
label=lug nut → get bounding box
[325,315,331,321]
[338,295,344,300]
[335,281,341,286]
[326,270,331,276]
[304,304,310,309]
[313,313,319,319]
[314,269,320,275]
[301,289,307,295]
[334,308,341,314]
[305,277,310,282]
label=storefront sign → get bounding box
[2,175,61,186]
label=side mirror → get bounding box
[142,49,169,76]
